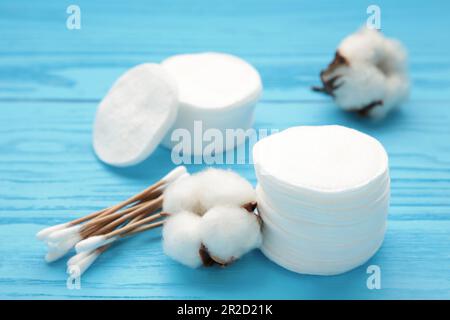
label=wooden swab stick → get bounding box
[82,166,185,222]
[68,208,108,226]
[66,182,161,227]
[87,196,163,236]
[104,212,165,239]
[67,210,162,267]
[75,213,165,253]
[125,220,164,237]
[78,200,152,238]
[82,196,162,230]
[68,220,165,275]
[39,166,186,241]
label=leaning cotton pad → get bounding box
[161,52,262,154]
[93,63,178,166]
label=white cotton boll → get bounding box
[316,27,409,118]
[199,206,262,263]
[372,73,409,118]
[162,168,256,215]
[162,211,203,268]
[331,62,386,111]
[196,169,256,211]
[338,27,386,64]
[162,168,255,216]
[162,175,205,215]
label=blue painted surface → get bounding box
[0,0,450,299]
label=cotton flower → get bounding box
[195,168,256,210]
[162,173,204,215]
[163,168,256,216]
[162,211,203,268]
[161,168,261,268]
[313,27,409,118]
[198,206,262,265]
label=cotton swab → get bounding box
[67,251,101,276]
[36,222,70,241]
[36,166,186,241]
[37,166,186,264]
[75,214,165,253]
[45,236,81,263]
[66,215,164,275]
[67,251,91,267]
[41,197,159,258]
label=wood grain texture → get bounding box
[0,0,449,299]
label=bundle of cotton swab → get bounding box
[36,166,187,275]
[37,166,261,274]
[161,168,262,268]
[313,27,409,118]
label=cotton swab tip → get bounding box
[67,251,100,276]
[75,235,116,253]
[36,223,69,241]
[44,236,81,263]
[47,224,82,242]
[45,249,69,263]
[67,251,91,267]
[162,166,187,184]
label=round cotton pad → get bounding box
[93,63,178,167]
[161,52,262,154]
[253,125,388,193]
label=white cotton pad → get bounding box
[261,233,384,276]
[257,177,390,224]
[257,186,388,244]
[160,52,262,154]
[93,63,179,167]
[253,125,390,275]
[253,125,388,195]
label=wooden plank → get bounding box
[0,0,449,299]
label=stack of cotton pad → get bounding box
[161,52,262,154]
[253,125,389,275]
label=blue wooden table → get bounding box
[1,0,449,299]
